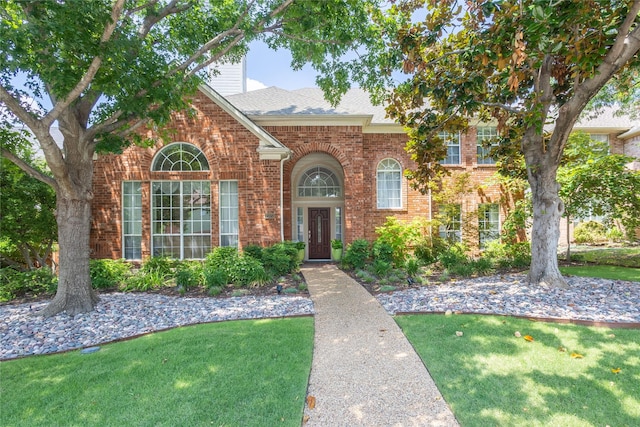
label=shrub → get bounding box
[243,244,263,260]
[405,257,420,277]
[208,286,223,296]
[343,239,371,270]
[140,256,175,277]
[448,263,475,277]
[226,255,269,287]
[262,242,299,276]
[204,268,228,288]
[606,226,625,243]
[471,257,494,275]
[373,259,392,277]
[205,247,239,271]
[175,261,204,290]
[122,270,166,292]
[0,267,57,302]
[90,259,131,289]
[413,235,448,265]
[574,221,607,244]
[437,243,469,269]
[372,240,394,264]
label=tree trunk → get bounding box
[41,186,98,316]
[527,160,568,288]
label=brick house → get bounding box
[90,83,639,261]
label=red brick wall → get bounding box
[90,91,509,259]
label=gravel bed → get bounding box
[0,293,313,360]
[2,274,638,361]
[377,273,640,323]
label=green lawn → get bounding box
[568,247,640,268]
[397,314,640,427]
[0,318,314,427]
[560,265,640,282]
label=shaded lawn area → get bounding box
[569,247,640,268]
[397,314,640,427]
[560,265,640,282]
[0,318,313,427]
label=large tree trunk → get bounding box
[526,155,568,288]
[41,195,99,316]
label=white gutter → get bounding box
[280,152,291,242]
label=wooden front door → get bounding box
[308,208,331,259]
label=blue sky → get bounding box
[245,41,317,91]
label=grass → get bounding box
[569,246,640,268]
[560,265,640,282]
[397,314,640,427]
[0,318,313,427]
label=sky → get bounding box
[244,41,318,91]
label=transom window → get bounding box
[152,143,209,171]
[377,158,402,209]
[477,127,498,165]
[439,131,461,165]
[298,167,341,198]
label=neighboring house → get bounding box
[89,81,639,261]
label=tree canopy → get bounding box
[365,0,640,287]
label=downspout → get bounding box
[280,152,291,242]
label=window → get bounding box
[296,207,304,242]
[298,167,341,197]
[122,182,142,260]
[151,181,211,259]
[439,131,460,165]
[219,180,239,247]
[152,142,209,171]
[335,207,343,241]
[477,127,498,164]
[479,204,500,248]
[438,204,462,242]
[377,159,402,209]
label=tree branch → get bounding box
[478,101,523,114]
[42,0,126,128]
[0,148,56,187]
[137,0,193,38]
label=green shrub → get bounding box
[298,282,308,292]
[355,268,376,283]
[448,263,475,277]
[175,262,204,290]
[205,247,239,271]
[413,235,448,265]
[226,255,269,287]
[140,256,175,277]
[405,257,420,277]
[204,268,228,288]
[343,239,371,270]
[262,242,299,276]
[208,286,223,296]
[606,226,625,243]
[486,241,531,269]
[0,267,57,302]
[574,221,607,244]
[437,243,469,269]
[372,240,395,264]
[243,244,263,260]
[379,285,397,292]
[471,257,494,275]
[122,270,166,292]
[90,259,131,289]
[373,259,392,277]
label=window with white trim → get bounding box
[478,203,500,248]
[219,180,239,247]
[439,131,460,165]
[377,158,402,209]
[477,127,498,164]
[298,167,341,197]
[122,181,142,260]
[151,181,211,259]
[152,142,209,171]
[438,204,462,242]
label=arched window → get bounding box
[377,159,402,209]
[298,167,341,197]
[152,143,209,171]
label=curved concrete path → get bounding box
[301,264,459,427]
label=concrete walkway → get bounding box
[301,263,459,427]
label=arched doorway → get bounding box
[291,154,344,260]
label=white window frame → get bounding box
[122,181,142,260]
[439,131,461,165]
[438,204,462,242]
[151,142,210,172]
[219,180,239,248]
[477,127,498,165]
[376,158,403,209]
[479,203,500,248]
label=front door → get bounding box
[308,208,331,259]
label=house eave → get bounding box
[246,114,372,128]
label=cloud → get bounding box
[246,78,268,92]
